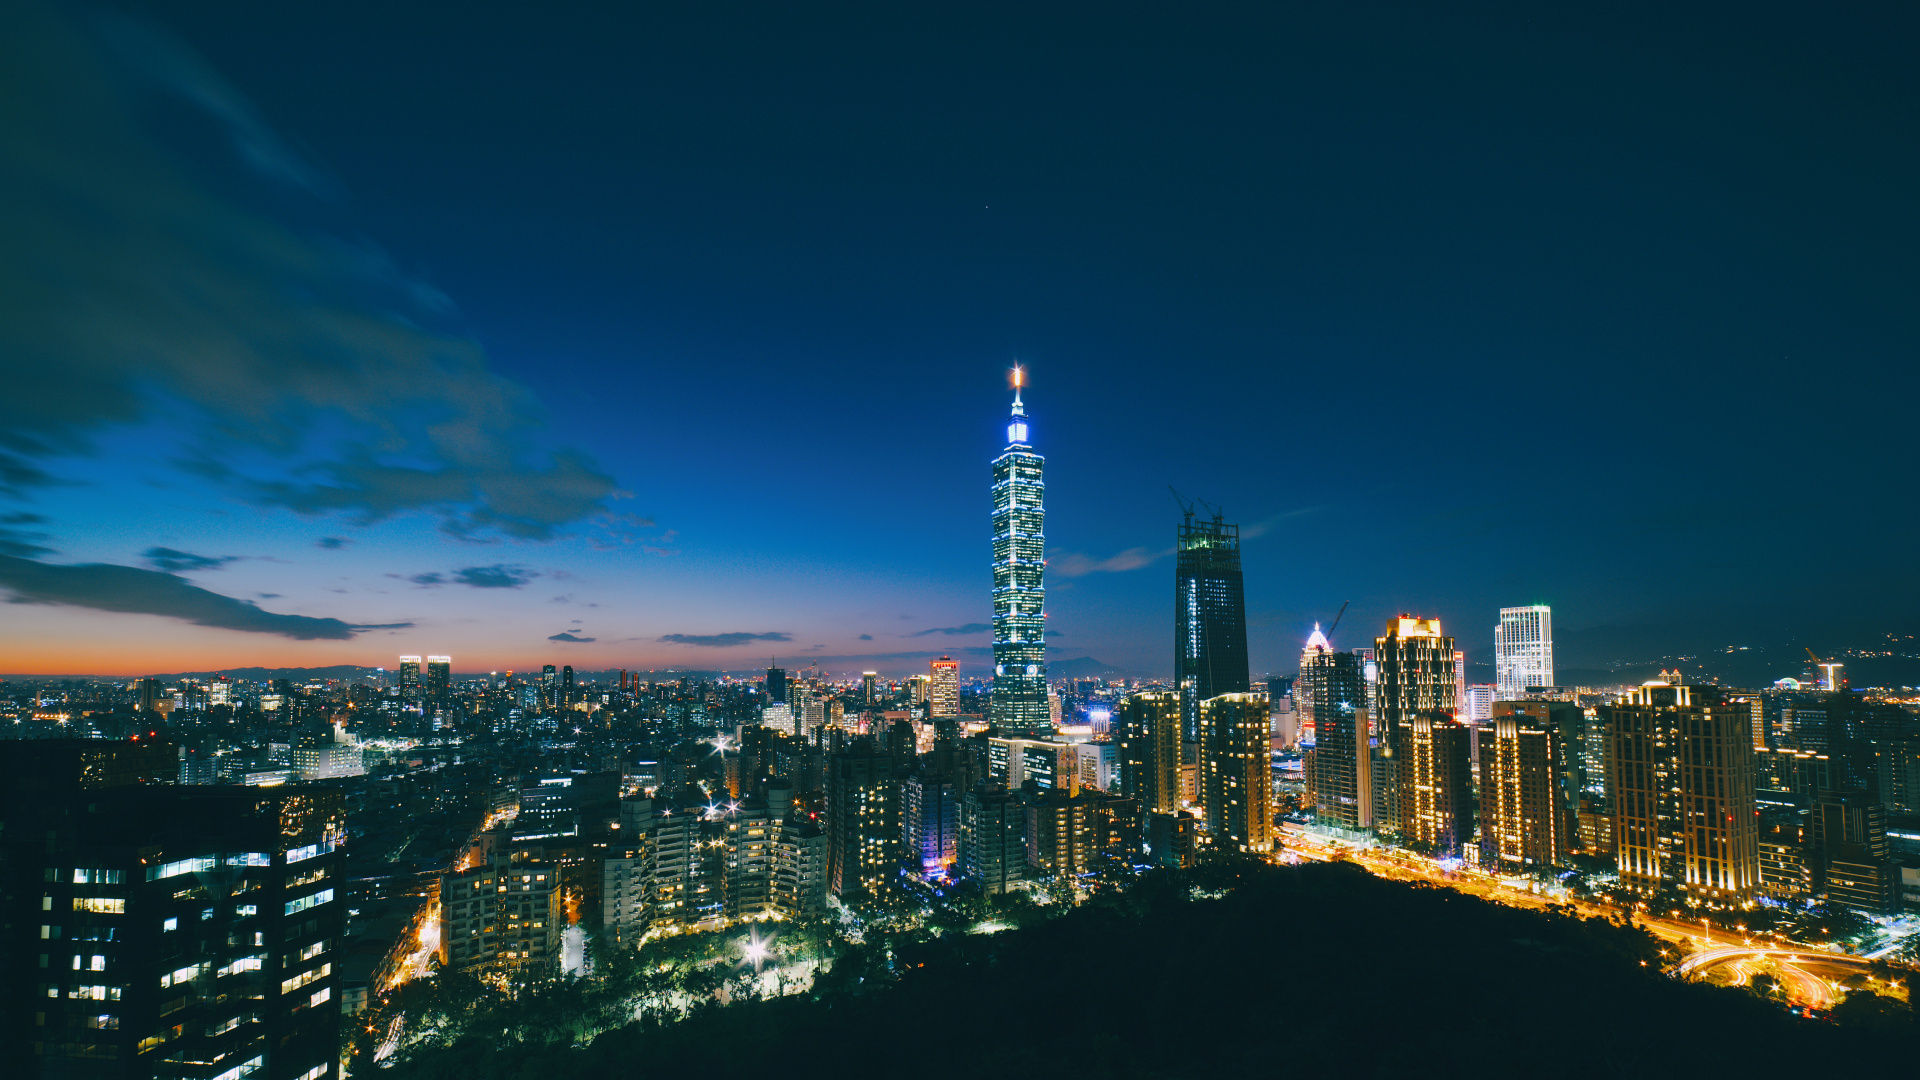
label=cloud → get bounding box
[658,631,793,648]
[907,623,991,637]
[0,553,408,639]
[315,537,350,549]
[0,512,53,558]
[859,634,872,640]
[548,631,596,643]
[1049,547,1173,578]
[404,564,535,588]
[0,4,618,539]
[451,564,536,588]
[1240,506,1320,539]
[143,546,235,572]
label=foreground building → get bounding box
[1478,711,1566,871]
[0,741,344,1080]
[1198,692,1273,853]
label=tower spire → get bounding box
[1011,364,1026,415]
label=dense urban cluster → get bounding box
[2,379,1916,1080]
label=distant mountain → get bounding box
[1050,656,1123,681]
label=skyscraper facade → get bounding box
[928,656,959,717]
[1401,709,1473,856]
[1174,510,1251,741]
[991,370,1048,735]
[1373,617,1457,834]
[1198,692,1273,852]
[1116,690,1181,814]
[1478,712,1566,870]
[1495,605,1554,700]
[1606,681,1759,906]
[427,655,452,703]
[398,655,422,705]
[1303,646,1370,831]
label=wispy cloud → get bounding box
[658,631,793,648]
[402,564,537,588]
[0,4,619,540]
[315,537,351,550]
[858,633,872,640]
[548,631,595,643]
[1049,547,1173,578]
[0,554,408,639]
[907,623,991,637]
[143,546,235,572]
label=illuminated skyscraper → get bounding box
[1606,680,1759,906]
[398,655,422,705]
[1303,645,1370,831]
[1174,509,1250,741]
[929,656,960,717]
[1199,692,1273,852]
[427,655,452,702]
[862,672,879,704]
[1477,711,1566,871]
[1117,690,1182,813]
[1495,605,1554,700]
[1373,617,1457,834]
[1401,709,1473,856]
[991,368,1048,735]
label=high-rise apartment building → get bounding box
[990,369,1049,735]
[1303,646,1370,831]
[440,853,564,973]
[1494,605,1554,700]
[1198,692,1273,853]
[1401,710,1473,856]
[1478,712,1565,870]
[900,772,961,876]
[928,656,959,717]
[1606,681,1759,906]
[825,741,898,903]
[0,742,345,1080]
[1372,617,1457,834]
[959,788,1027,895]
[1116,691,1181,813]
[1812,790,1897,915]
[1174,509,1250,742]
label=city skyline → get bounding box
[2,3,1917,682]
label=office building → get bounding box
[1303,645,1370,831]
[1606,681,1759,906]
[990,369,1049,735]
[1812,790,1897,915]
[928,656,959,717]
[862,672,880,705]
[1174,508,1251,741]
[0,742,345,1080]
[1495,605,1553,700]
[426,656,451,703]
[398,655,422,705]
[765,666,787,704]
[1198,693,1273,853]
[1757,807,1811,901]
[1116,691,1181,814]
[1465,685,1495,723]
[1478,711,1565,870]
[959,788,1027,895]
[1401,710,1473,856]
[1373,617,1458,834]
[1148,810,1198,869]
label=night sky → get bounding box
[2,1,1916,679]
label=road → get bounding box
[1273,823,1871,1011]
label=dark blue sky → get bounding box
[2,1,1916,678]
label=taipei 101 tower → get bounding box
[990,367,1050,735]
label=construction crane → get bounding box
[1327,600,1349,638]
[1805,647,1844,691]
